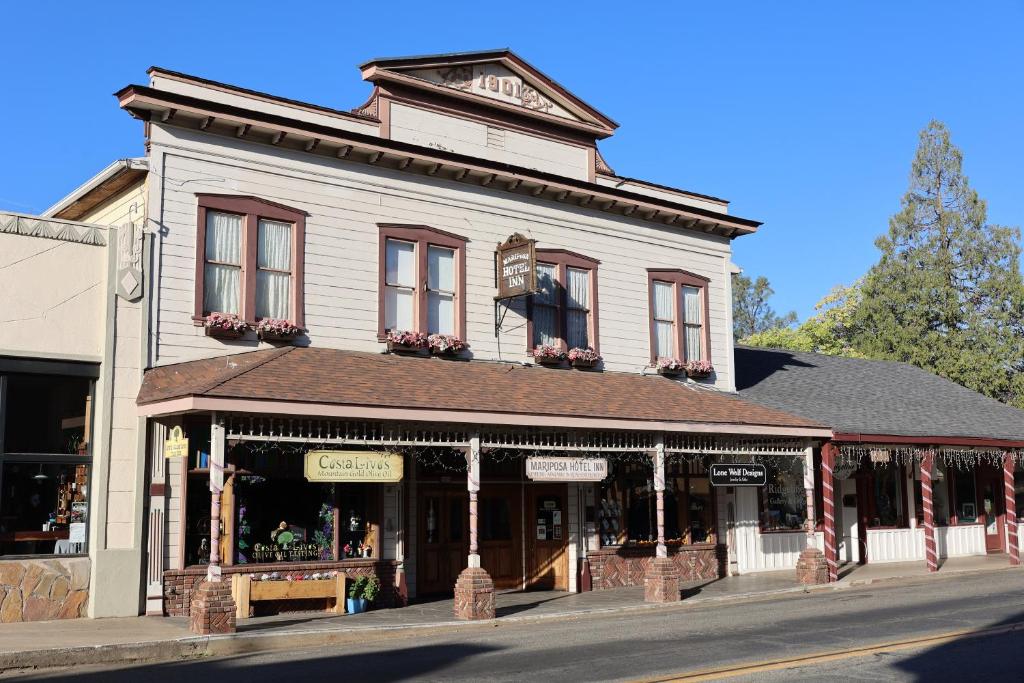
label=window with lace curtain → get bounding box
[647,269,710,364]
[194,195,306,328]
[527,250,599,353]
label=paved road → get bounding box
[13,570,1024,682]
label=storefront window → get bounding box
[867,464,903,528]
[0,371,94,557]
[952,469,978,524]
[914,462,950,526]
[762,460,807,532]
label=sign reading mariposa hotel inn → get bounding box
[304,450,404,483]
[495,233,537,299]
[526,457,608,482]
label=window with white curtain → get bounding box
[682,285,703,361]
[385,239,416,331]
[652,281,675,359]
[256,219,292,320]
[203,211,243,315]
[566,267,590,349]
[532,263,559,347]
[427,246,455,334]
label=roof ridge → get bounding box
[194,346,296,396]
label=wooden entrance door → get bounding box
[478,485,523,589]
[417,486,468,595]
[527,485,569,590]
[978,470,1005,553]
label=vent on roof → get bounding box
[486,126,505,150]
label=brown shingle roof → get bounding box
[137,347,823,430]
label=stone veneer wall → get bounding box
[164,560,399,616]
[587,544,726,589]
[0,558,90,622]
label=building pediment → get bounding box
[360,49,617,139]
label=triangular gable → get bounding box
[360,49,617,137]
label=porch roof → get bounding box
[735,346,1024,445]
[136,347,827,436]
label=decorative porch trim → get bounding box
[0,211,107,247]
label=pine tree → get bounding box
[853,120,1024,406]
[732,273,798,340]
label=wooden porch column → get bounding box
[796,442,828,584]
[920,450,938,573]
[821,442,839,582]
[454,434,494,620]
[189,413,236,634]
[644,436,679,603]
[1003,452,1019,566]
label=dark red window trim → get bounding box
[646,268,711,365]
[526,249,600,354]
[377,224,468,341]
[194,194,307,328]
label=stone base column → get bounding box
[189,580,236,635]
[796,547,829,585]
[453,567,495,620]
[643,557,680,603]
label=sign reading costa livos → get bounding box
[304,450,404,483]
[526,457,608,482]
[709,463,767,487]
[163,426,189,459]
[495,233,537,300]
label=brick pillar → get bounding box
[821,443,839,581]
[921,450,939,573]
[797,443,828,584]
[644,437,680,603]
[189,580,236,635]
[1004,452,1019,566]
[454,435,495,620]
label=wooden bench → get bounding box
[231,573,350,619]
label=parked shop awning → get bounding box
[137,347,828,437]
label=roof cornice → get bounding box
[116,85,761,239]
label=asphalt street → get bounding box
[12,570,1024,682]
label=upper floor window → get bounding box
[378,225,467,339]
[528,250,600,352]
[647,269,710,363]
[195,195,307,327]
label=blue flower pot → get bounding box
[346,598,368,614]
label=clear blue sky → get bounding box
[3,1,1021,319]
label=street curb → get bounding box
[0,565,1017,673]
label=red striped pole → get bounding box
[821,443,838,582]
[1003,452,1019,566]
[921,450,938,572]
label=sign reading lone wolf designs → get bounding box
[495,233,537,299]
[709,463,767,487]
[526,457,608,482]
[304,450,404,483]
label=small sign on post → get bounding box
[495,233,537,300]
[709,463,767,487]
[163,426,189,459]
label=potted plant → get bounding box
[568,346,602,369]
[386,330,429,355]
[427,333,467,357]
[346,575,380,614]
[686,359,715,379]
[204,313,250,340]
[256,318,302,342]
[533,344,567,366]
[656,358,685,377]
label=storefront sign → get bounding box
[495,233,537,299]
[304,450,404,483]
[163,426,189,459]
[526,457,608,482]
[709,463,767,487]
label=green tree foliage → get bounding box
[743,282,864,356]
[732,273,798,340]
[852,120,1024,406]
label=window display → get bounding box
[762,459,807,531]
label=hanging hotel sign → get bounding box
[163,426,189,459]
[304,450,404,483]
[709,463,767,487]
[495,233,537,300]
[526,457,608,482]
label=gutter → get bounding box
[42,158,148,219]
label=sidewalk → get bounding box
[0,557,1016,673]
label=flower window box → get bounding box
[256,319,302,342]
[386,330,429,356]
[427,334,467,357]
[533,345,567,366]
[686,360,714,379]
[656,358,685,377]
[204,313,250,340]
[568,347,602,369]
